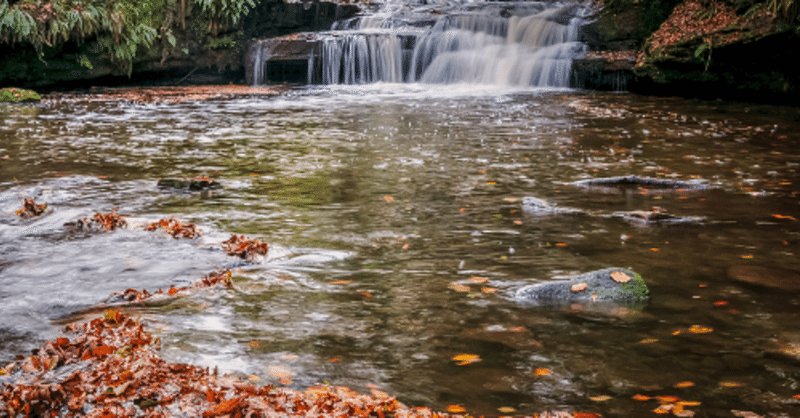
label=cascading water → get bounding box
[248,0,590,88]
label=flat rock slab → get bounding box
[515,267,649,304]
[521,197,584,216]
[727,265,800,291]
[568,175,710,192]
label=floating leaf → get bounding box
[632,394,651,401]
[448,283,471,292]
[720,382,741,387]
[383,196,394,202]
[653,405,671,414]
[556,243,568,247]
[714,301,728,306]
[249,341,261,348]
[451,354,480,366]
[571,282,588,292]
[534,368,551,376]
[267,365,294,379]
[678,401,702,406]
[639,338,659,344]
[590,395,613,402]
[651,248,660,252]
[447,405,466,413]
[248,374,260,381]
[657,396,681,403]
[611,271,632,283]
[481,287,498,294]
[329,280,352,285]
[675,381,695,388]
[689,325,713,334]
[469,276,488,283]
[772,214,797,221]
[328,358,341,363]
[497,406,516,413]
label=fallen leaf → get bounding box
[611,271,632,283]
[329,280,352,285]
[772,214,797,221]
[720,382,741,387]
[534,368,551,376]
[497,407,516,413]
[514,220,523,225]
[469,276,488,283]
[714,301,728,306]
[741,254,754,259]
[248,374,260,381]
[590,395,613,402]
[451,354,480,366]
[678,401,702,406]
[653,405,672,414]
[481,287,497,294]
[448,283,470,292]
[556,243,568,247]
[249,341,261,348]
[689,325,713,334]
[328,357,341,362]
[657,396,681,403]
[674,381,695,388]
[571,282,588,292]
[359,292,372,297]
[639,338,659,344]
[447,405,466,413]
[651,248,660,252]
[383,196,394,202]
[632,394,651,401]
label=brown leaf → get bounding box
[571,282,588,292]
[611,271,632,283]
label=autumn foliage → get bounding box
[75,208,127,232]
[15,197,46,218]
[146,217,201,239]
[221,234,269,261]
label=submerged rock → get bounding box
[157,177,221,191]
[521,197,584,216]
[609,207,705,226]
[515,268,649,304]
[727,265,800,292]
[569,175,709,191]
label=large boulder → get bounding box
[515,268,650,305]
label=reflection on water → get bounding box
[1,88,800,416]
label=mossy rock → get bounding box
[0,88,41,103]
[514,268,650,305]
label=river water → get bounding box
[1,85,800,417]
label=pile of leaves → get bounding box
[15,197,47,218]
[0,310,454,418]
[640,0,772,58]
[146,217,201,239]
[109,269,232,305]
[0,88,41,103]
[221,234,269,261]
[75,208,127,232]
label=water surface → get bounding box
[1,86,799,417]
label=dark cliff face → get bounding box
[0,0,360,89]
[575,0,800,104]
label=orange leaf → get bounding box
[329,280,352,285]
[632,394,651,401]
[556,243,568,247]
[359,292,373,297]
[677,401,702,406]
[713,301,728,306]
[92,345,114,357]
[481,287,498,294]
[589,395,612,402]
[772,214,797,221]
[451,354,480,365]
[267,365,294,379]
[383,196,394,202]
[720,382,740,387]
[639,338,658,344]
[168,286,179,296]
[328,357,341,363]
[653,405,671,414]
[688,325,713,334]
[447,405,466,413]
[571,282,588,292]
[650,248,660,252]
[248,374,260,381]
[497,407,516,413]
[573,413,601,418]
[448,283,470,292]
[656,396,681,403]
[534,368,551,376]
[469,276,488,283]
[611,270,632,283]
[674,381,695,388]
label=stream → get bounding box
[1,85,800,417]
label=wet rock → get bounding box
[727,265,800,292]
[609,206,704,226]
[157,177,221,191]
[515,268,650,304]
[568,175,709,192]
[521,197,584,216]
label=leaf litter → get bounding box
[16,197,47,218]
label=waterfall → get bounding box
[249,1,589,88]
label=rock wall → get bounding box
[575,0,800,103]
[0,0,359,89]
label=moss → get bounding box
[0,87,41,103]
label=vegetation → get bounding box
[0,0,257,74]
[0,87,40,102]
